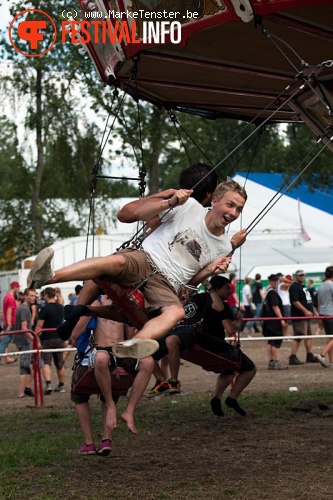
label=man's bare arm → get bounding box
[117,189,176,223]
[188,256,232,287]
[118,189,193,222]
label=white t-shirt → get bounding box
[241,284,251,306]
[278,282,291,306]
[142,197,232,290]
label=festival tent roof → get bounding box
[228,173,333,278]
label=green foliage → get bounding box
[283,123,333,192]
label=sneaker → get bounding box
[146,379,171,398]
[54,384,65,393]
[97,439,112,457]
[314,354,329,368]
[27,247,54,289]
[167,378,181,394]
[24,388,34,397]
[306,353,319,363]
[268,360,275,370]
[289,356,304,366]
[44,383,53,395]
[79,443,96,455]
[112,338,159,359]
[274,361,288,370]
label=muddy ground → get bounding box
[1,334,332,499]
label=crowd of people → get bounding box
[1,165,332,457]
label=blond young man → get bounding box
[27,180,247,359]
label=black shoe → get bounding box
[24,388,34,397]
[57,320,75,341]
[306,353,319,363]
[210,397,224,416]
[289,356,304,366]
[64,304,89,321]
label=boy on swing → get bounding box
[27,178,247,359]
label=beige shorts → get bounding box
[112,249,181,314]
[292,319,312,337]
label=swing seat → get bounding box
[181,344,241,372]
[74,365,136,396]
[93,277,241,372]
[93,277,148,330]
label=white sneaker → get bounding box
[112,339,159,359]
[314,354,329,368]
[27,248,54,289]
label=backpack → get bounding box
[76,316,98,361]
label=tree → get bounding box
[0,0,137,267]
[283,123,333,192]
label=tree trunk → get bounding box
[148,107,167,193]
[31,67,44,250]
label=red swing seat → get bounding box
[92,276,241,373]
[73,365,136,396]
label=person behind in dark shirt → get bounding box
[35,287,65,394]
[262,274,288,370]
[288,270,318,365]
[147,280,224,397]
[247,273,264,333]
[199,276,256,417]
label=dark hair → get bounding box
[44,287,56,299]
[255,273,261,280]
[229,272,236,280]
[75,284,83,294]
[179,163,218,205]
[325,266,333,279]
[210,276,231,290]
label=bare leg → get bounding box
[57,365,66,384]
[210,373,234,416]
[93,352,117,430]
[160,355,170,379]
[49,255,126,284]
[291,339,301,356]
[165,335,181,379]
[75,402,94,445]
[101,402,113,441]
[121,356,154,435]
[228,368,257,400]
[153,360,166,381]
[135,305,184,340]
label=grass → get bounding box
[0,390,332,499]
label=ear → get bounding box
[211,196,217,207]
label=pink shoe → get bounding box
[97,439,112,456]
[79,443,96,455]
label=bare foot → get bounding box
[120,410,137,435]
[105,402,117,430]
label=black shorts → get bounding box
[262,323,283,348]
[153,325,196,361]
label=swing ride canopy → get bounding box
[78,0,333,149]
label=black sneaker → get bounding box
[146,379,171,398]
[289,356,304,366]
[167,378,181,394]
[24,388,34,397]
[306,353,320,363]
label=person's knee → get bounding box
[166,305,185,322]
[94,352,110,370]
[108,254,126,275]
[165,335,180,350]
[139,356,154,373]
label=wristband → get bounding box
[208,289,215,294]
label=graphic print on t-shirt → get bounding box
[168,228,209,265]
